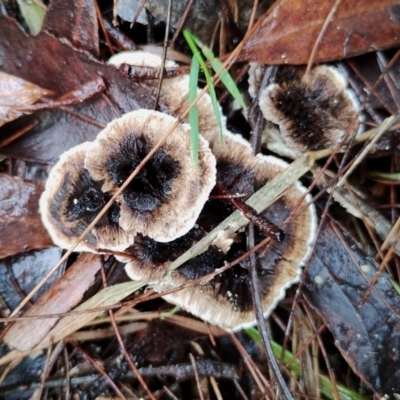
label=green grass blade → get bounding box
[188,55,200,166]
[16,0,46,35]
[183,29,223,140]
[196,40,246,110]
[390,278,400,295]
[367,171,400,184]
[184,29,245,110]
[245,327,367,400]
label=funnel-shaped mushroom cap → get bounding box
[257,65,360,158]
[85,109,217,242]
[159,155,317,330]
[126,133,317,330]
[39,142,135,253]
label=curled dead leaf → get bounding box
[0,71,53,127]
[238,0,400,65]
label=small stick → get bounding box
[214,183,285,242]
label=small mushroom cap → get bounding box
[108,50,178,69]
[39,142,135,253]
[85,109,217,242]
[156,153,317,331]
[108,50,226,141]
[258,65,360,158]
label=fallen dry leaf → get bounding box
[238,0,400,65]
[303,220,400,397]
[0,174,52,259]
[4,253,103,352]
[33,280,145,351]
[0,71,53,127]
[0,17,161,163]
[42,0,99,57]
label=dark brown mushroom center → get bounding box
[197,160,255,230]
[64,169,120,226]
[107,135,180,213]
[271,76,349,150]
[177,207,291,313]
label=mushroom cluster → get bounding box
[40,53,319,331]
[40,109,217,251]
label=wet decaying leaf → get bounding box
[30,280,144,352]
[0,247,64,311]
[0,174,52,259]
[0,71,53,128]
[303,219,400,397]
[0,17,160,163]
[3,253,103,352]
[238,0,400,65]
[42,0,99,57]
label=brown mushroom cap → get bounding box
[125,133,317,330]
[258,65,360,158]
[108,51,226,142]
[160,156,316,331]
[39,142,135,253]
[108,50,178,69]
[84,109,217,242]
[164,160,315,330]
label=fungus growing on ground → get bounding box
[39,142,135,253]
[125,133,317,330]
[84,109,217,242]
[108,51,225,142]
[252,65,360,158]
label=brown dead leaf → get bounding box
[238,0,400,65]
[33,280,144,351]
[303,219,400,397]
[0,17,161,163]
[42,0,99,57]
[4,253,103,352]
[0,71,53,127]
[0,174,52,259]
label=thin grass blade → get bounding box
[183,29,223,139]
[188,55,200,165]
[196,39,246,110]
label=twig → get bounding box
[248,224,294,400]
[171,0,194,43]
[109,310,156,400]
[70,341,127,399]
[189,354,205,400]
[305,0,342,75]
[154,0,172,108]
